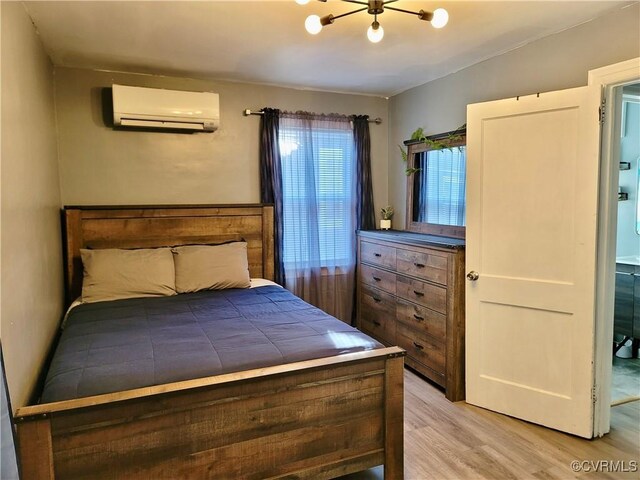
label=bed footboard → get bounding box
[16,348,405,480]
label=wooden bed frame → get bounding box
[15,204,405,480]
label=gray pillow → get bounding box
[172,242,251,293]
[81,248,176,303]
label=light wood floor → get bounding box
[340,369,640,480]
[612,356,640,403]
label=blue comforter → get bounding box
[41,286,382,403]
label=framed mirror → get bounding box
[405,129,466,238]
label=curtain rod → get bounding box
[242,109,382,125]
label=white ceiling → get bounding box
[24,1,632,97]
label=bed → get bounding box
[14,204,405,480]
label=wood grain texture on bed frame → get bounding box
[16,204,405,480]
[62,204,275,305]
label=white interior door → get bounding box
[466,86,599,438]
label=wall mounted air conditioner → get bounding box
[112,84,219,132]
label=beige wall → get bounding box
[389,3,640,227]
[55,67,389,217]
[1,2,63,409]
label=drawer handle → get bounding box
[413,290,424,297]
[374,253,382,257]
[373,297,382,303]
[413,342,424,350]
[413,314,424,321]
[414,262,425,268]
[372,276,382,282]
[373,320,381,326]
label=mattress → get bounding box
[41,285,383,403]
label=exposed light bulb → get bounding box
[430,8,448,28]
[305,14,323,35]
[367,21,384,43]
[295,0,310,5]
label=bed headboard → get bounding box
[62,204,275,305]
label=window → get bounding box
[278,118,355,268]
[418,146,466,226]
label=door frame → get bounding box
[590,58,640,437]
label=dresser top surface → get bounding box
[358,230,466,250]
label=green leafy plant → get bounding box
[398,145,421,176]
[399,124,466,176]
[380,206,394,220]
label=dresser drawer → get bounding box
[360,264,396,294]
[360,285,396,345]
[396,299,446,340]
[396,322,445,374]
[397,248,448,286]
[361,241,396,270]
[396,276,446,314]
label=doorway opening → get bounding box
[610,82,640,407]
[592,59,640,437]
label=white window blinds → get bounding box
[279,116,356,268]
[417,146,467,226]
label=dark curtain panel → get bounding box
[352,115,376,325]
[259,108,285,285]
[353,115,376,231]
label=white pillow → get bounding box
[172,242,251,293]
[80,248,176,303]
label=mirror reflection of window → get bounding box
[405,130,466,238]
[413,147,466,226]
[636,159,639,235]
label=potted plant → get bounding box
[380,206,394,230]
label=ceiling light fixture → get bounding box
[298,0,448,43]
[367,20,384,43]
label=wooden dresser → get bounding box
[357,230,466,401]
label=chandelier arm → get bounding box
[339,0,402,5]
[383,5,424,16]
[331,6,369,21]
